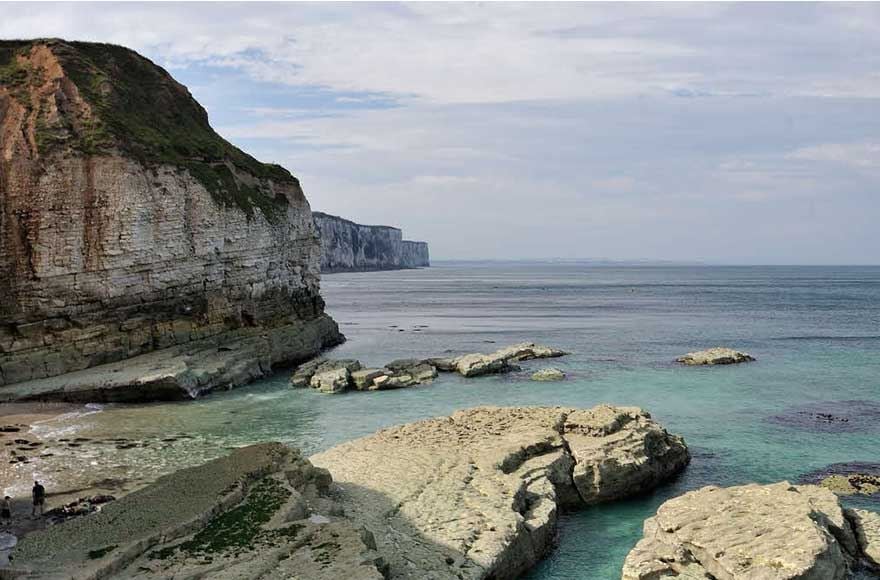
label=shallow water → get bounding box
[14,263,880,578]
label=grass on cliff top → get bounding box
[0,39,291,222]
[149,476,301,560]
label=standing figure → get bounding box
[31,482,45,517]
[1,496,11,526]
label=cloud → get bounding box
[3,3,880,263]
[787,142,880,169]
[3,3,880,103]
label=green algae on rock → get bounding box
[6,443,386,580]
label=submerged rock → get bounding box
[769,400,880,433]
[311,405,688,579]
[676,347,755,365]
[822,474,880,496]
[622,481,880,580]
[7,443,386,579]
[531,368,566,381]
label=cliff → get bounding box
[313,211,429,273]
[0,39,342,399]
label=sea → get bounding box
[21,263,880,578]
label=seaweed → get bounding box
[150,477,293,560]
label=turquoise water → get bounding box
[28,264,880,577]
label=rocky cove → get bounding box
[2,39,880,580]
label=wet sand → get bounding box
[1,403,78,540]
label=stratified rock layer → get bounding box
[311,405,689,579]
[622,481,880,580]
[6,443,387,580]
[0,40,342,395]
[313,211,429,272]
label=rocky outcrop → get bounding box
[622,481,880,580]
[290,343,567,393]
[311,405,689,579]
[451,343,567,377]
[676,347,755,365]
[0,40,342,398]
[531,367,565,381]
[5,443,387,579]
[313,211,429,273]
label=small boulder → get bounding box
[290,357,327,388]
[676,347,754,366]
[531,367,565,381]
[310,367,351,394]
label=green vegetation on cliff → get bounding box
[0,39,291,221]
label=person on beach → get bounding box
[31,482,45,517]
[1,496,11,526]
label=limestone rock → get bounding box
[290,357,327,388]
[292,359,362,393]
[384,359,438,384]
[622,482,860,580]
[0,40,342,397]
[848,508,880,568]
[1,316,342,403]
[7,444,387,579]
[426,357,457,372]
[565,406,689,504]
[820,473,880,496]
[452,343,567,378]
[531,368,565,381]
[352,368,386,390]
[311,405,688,580]
[313,212,429,273]
[676,347,755,365]
[311,367,352,394]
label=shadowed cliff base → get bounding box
[0,314,343,404]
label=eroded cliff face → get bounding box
[0,40,342,391]
[313,212,429,273]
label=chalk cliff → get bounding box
[313,211,429,273]
[0,39,342,397]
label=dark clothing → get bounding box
[32,485,45,505]
[0,509,10,519]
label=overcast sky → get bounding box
[4,2,880,263]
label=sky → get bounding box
[3,2,880,264]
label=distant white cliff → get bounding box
[313,212,430,273]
